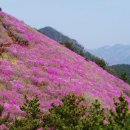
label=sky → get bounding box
[0,0,130,49]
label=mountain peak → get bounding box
[39,26,72,42]
[42,26,57,30]
[39,26,84,51]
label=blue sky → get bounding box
[0,0,130,49]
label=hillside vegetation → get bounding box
[109,64,130,84]
[0,11,130,129]
[0,93,130,130]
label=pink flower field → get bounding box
[0,11,130,117]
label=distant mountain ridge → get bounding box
[39,26,95,60]
[39,26,84,51]
[90,44,130,65]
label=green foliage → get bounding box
[109,64,130,84]
[9,96,42,130]
[120,72,128,82]
[0,94,129,130]
[105,67,117,76]
[0,105,9,126]
[44,94,104,130]
[86,99,105,130]
[60,41,85,57]
[107,95,130,130]
[43,94,130,130]
[20,96,40,119]
[43,93,87,130]
[61,41,75,51]
[92,57,107,69]
[78,99,106,130]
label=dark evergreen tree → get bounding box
[92,57,107,69]
[120,72,128,82]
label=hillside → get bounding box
[110,64,130,83]
[89,44,130,65]
[0,10,130,119]
[39,26,95,60]
[110,64,130,76]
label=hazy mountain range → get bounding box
[89,44,130,65]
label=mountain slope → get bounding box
[90,44,130,65]
[110,64,130,76]
[0,11,130,118]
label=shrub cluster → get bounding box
[0,93,129,130]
